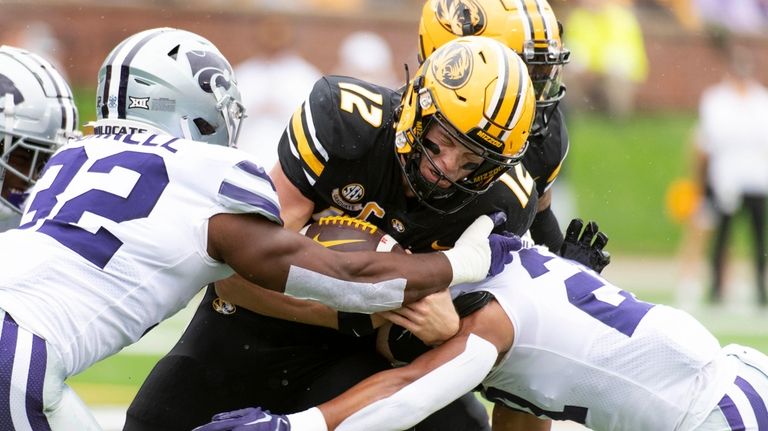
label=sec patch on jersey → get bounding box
[300,216,405,253]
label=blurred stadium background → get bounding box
[3,0,768,429]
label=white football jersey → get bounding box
[452,247,731,430]
[0,133,281,376]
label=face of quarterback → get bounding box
[416,122,484,190]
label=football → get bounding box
[300,216,405,253]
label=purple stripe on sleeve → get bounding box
[0,313,19,427]
[735,376,768,430]
[26,336,51,430]
[236,161,276,190]
[719,394,746,431]
[219,181,280,221]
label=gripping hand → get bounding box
[488,232,523,277]
[443,212,524,286]
[559,219,611,273]
[193,407,290,431]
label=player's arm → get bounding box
[529,188,563,252]
[316,299,513,430]
[208,212,509,312]
[212,159,329,322]
[215,162,386,329]
[194,299,513,431]
[212,159,344,327]
[529,112,568,251]
[491,403,551,431]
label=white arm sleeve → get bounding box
[336,334,498,431]
[284,266,406,313]
[443,215,494,287]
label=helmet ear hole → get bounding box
[193,118,215,136]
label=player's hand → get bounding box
[559,218,611,273]
[444,212,524,286]
[193,407,290,431]
[385,291,495,363]
[379,289,459,346]
[488,231,523,276]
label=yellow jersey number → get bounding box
[499,164,535,207]
[339,82,383,127]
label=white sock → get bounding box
[287,407,329,431]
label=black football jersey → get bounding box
[522,106,569,197]
[278,76,538,253]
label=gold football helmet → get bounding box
[395,36,535,214]
[418,0,569,110]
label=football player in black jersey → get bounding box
[125,36,538,431]
[418,0,572,252]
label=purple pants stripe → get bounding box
[735,376,768,430]
[719,394,746,430]
[0,313,52,430]
[719,373,768,431]
[26,336,50,430]
[0,312,20,428]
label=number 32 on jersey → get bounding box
[19,145,169,269]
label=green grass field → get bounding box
[65,97,768,413]
[565,111,696,254]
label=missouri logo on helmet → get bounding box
[435,0,486,36]
[395,36,535,215]
[187,50,234,93]
[430,43,473,90]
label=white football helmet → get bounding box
[93,28,245,147]
[0,45,79,218]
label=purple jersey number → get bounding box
[21,147,169,268]
[518,248,654,337]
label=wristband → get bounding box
[337,311,374,337]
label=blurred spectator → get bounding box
[234,16,321,168]
[1,21,66,78]
[564,0,649,118]
[333,31,399,89]
[697,41,768,307]
[694,0,768,35]
[655,0,768,34]
[669,130,716,310]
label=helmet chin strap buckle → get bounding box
[418,90,433,110]
[395,133,408,149]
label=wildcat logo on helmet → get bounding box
[435,0,486,36]
[430,43,473,90]
[186,50,234,94]
[0,73,24,112]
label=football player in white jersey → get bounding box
[0,28,519,430]
[198,243,768,431]
[0,45,79,232]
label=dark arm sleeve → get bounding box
[529,205,563,252]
